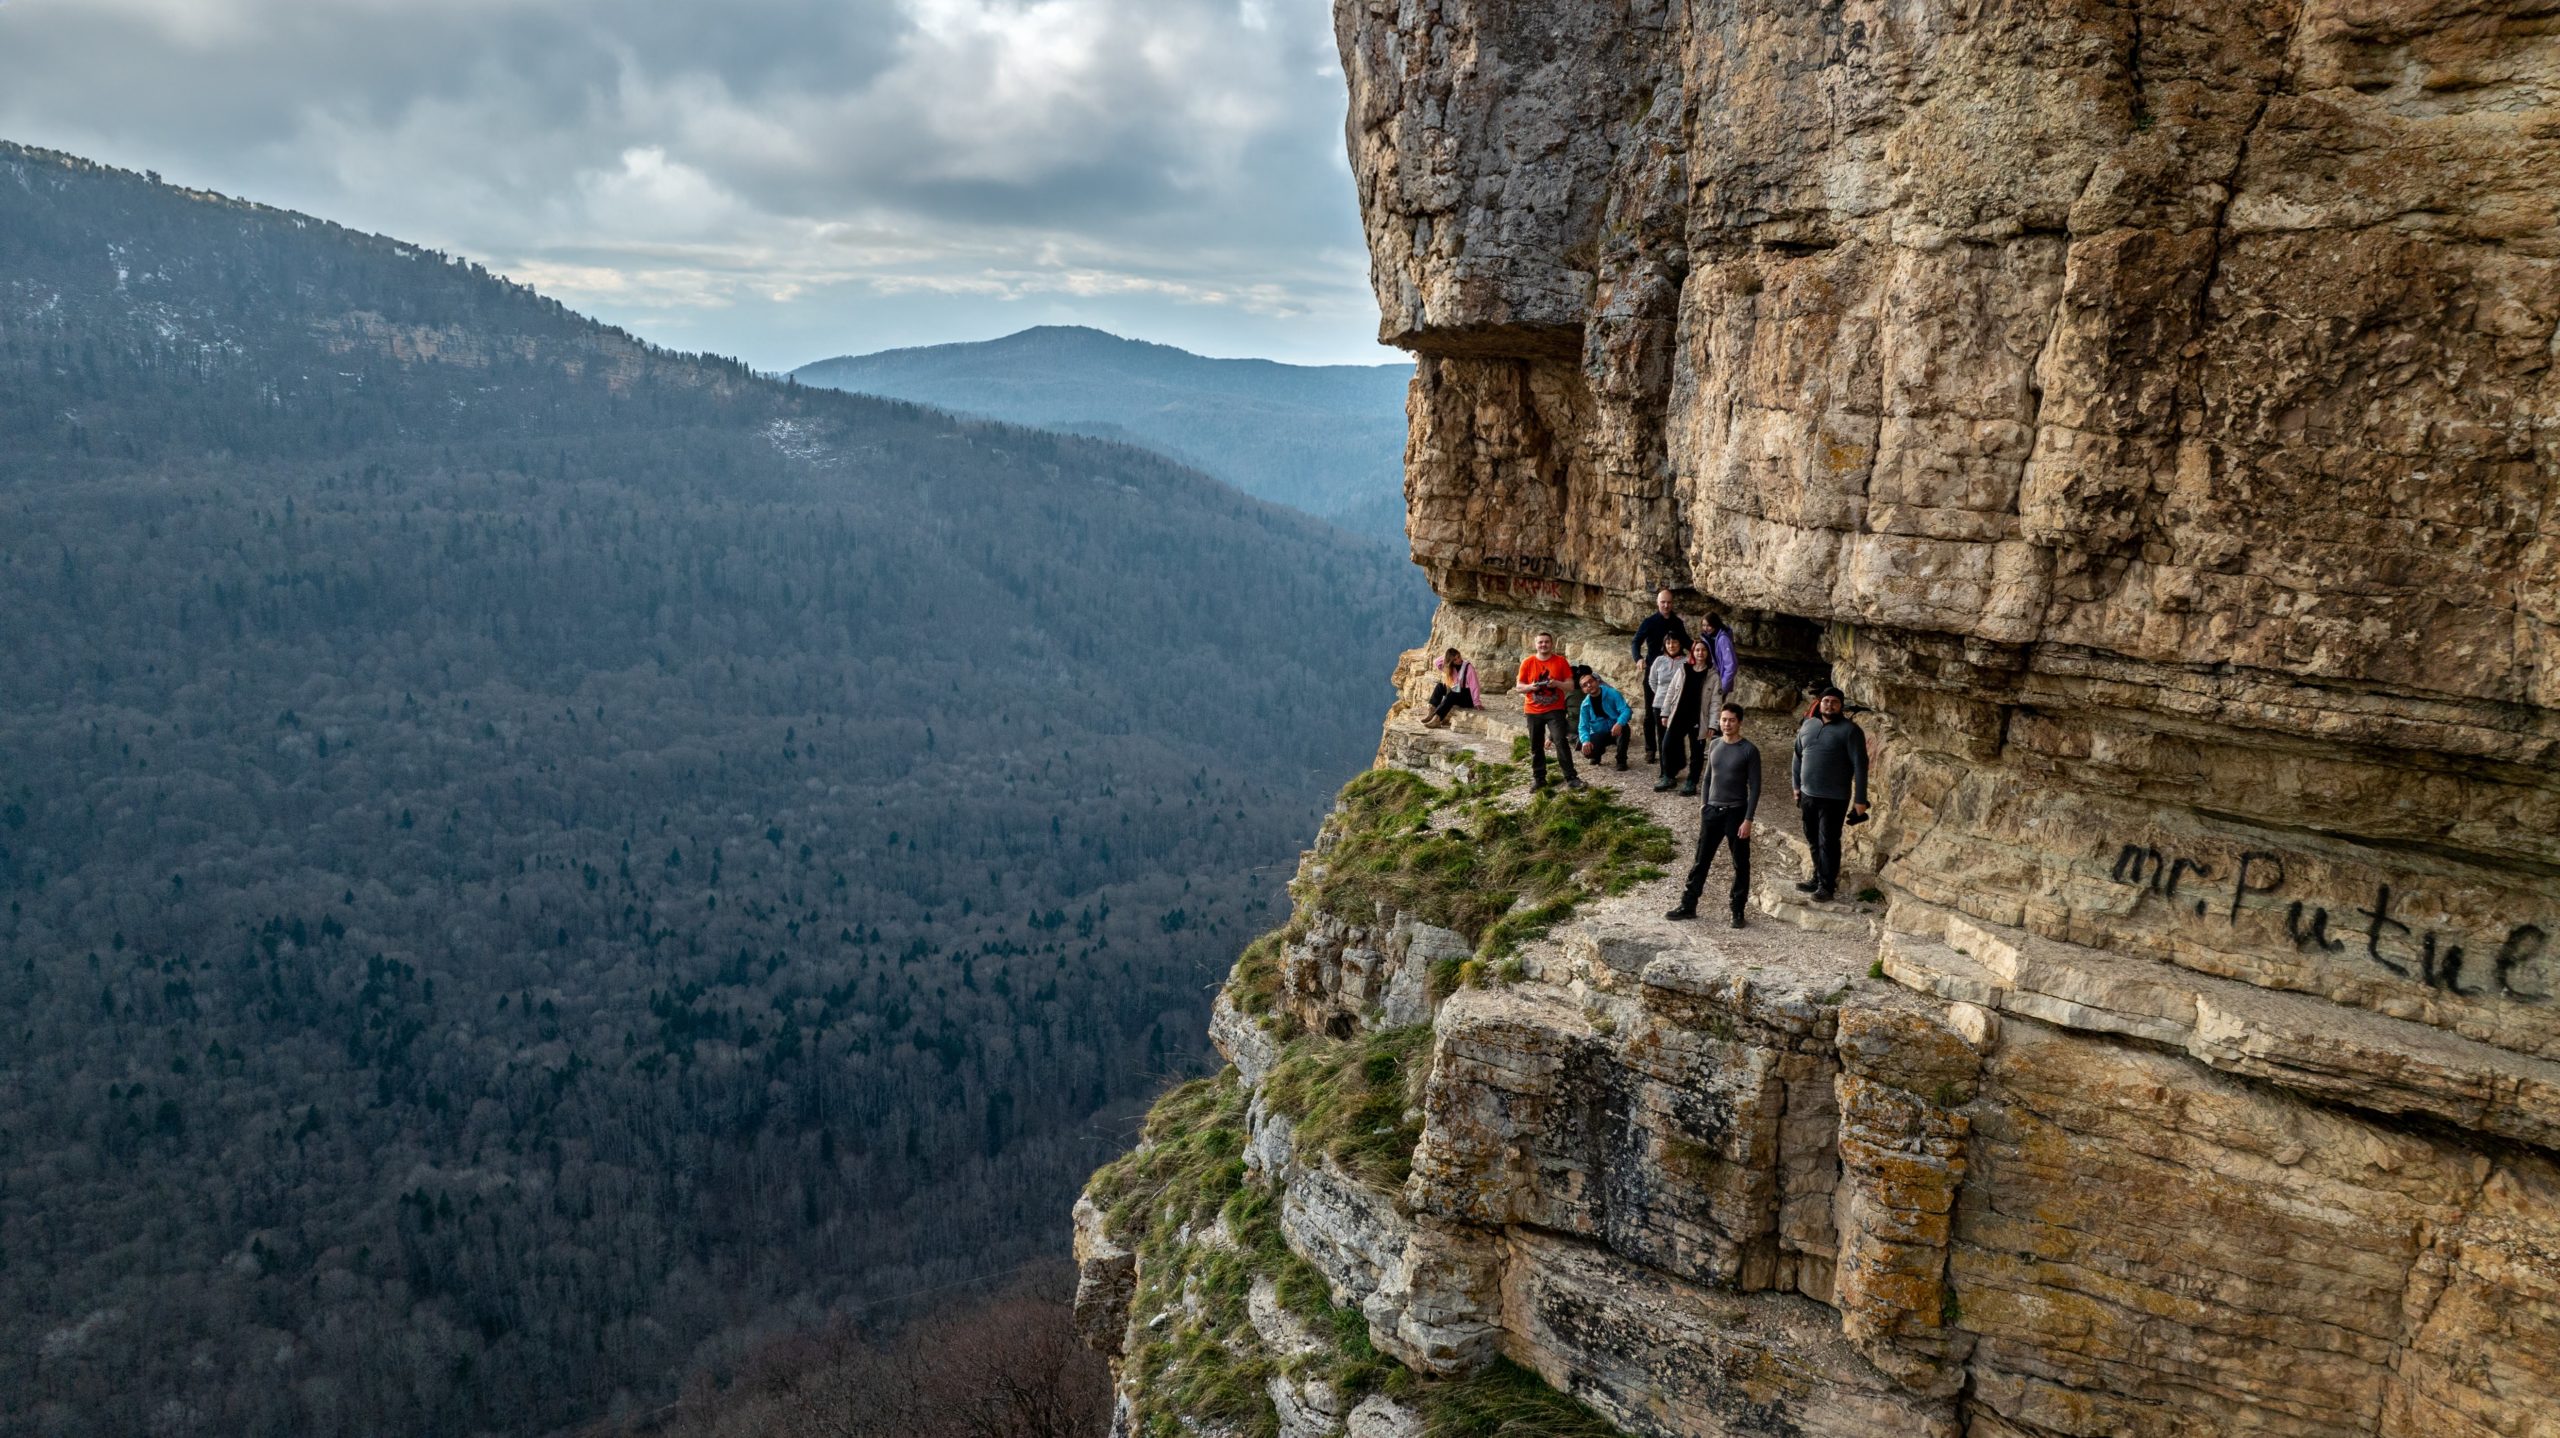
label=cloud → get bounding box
[0,0,1387,367]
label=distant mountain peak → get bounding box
[792,328,1414,545]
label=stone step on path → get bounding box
[1383,708,1885,940]
[1751,825,1886,937]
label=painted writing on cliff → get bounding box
[2109,844,2549,1003]
[1475,555,1566,601]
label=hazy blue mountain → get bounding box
[0,141,1429,1438]
[793,326,1415,548]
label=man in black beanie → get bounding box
[1789,687,1868,901]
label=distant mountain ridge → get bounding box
[794,325,1414,547]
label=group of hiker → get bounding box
[1421,589,1871,930]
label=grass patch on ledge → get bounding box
[1228,928,1287,1021]
[1261,1023,1433,1189]
[1421,1359,1630,1438]
[1300,758,1673,975]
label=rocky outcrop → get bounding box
[1084,2,2559,1436]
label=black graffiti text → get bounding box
[2107,842,2547,1004]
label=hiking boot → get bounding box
[1679,780,1699,797]
[1567,778,1589,791]
[1615,755,1629,771]
[1652,777,1677,793]
[1812,887,1836,903]
[1794,879,1820,893]
[1664,905,1696,922]
[1729,912,1747,929]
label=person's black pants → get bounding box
[1640,689,1661,759]
[1526,709,1579,786]
[1429,683,1476,721]
[1659,713,1704,783]
[1800,796,1849,893]
[1579,727,1628,768]
[1681,804,1751,916]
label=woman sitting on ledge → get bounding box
[1424,647,1479,728]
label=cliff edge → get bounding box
[1079,3,2560,1435]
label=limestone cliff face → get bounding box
[1080,4,2560,1437]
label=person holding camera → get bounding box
[1516,632,1584,791]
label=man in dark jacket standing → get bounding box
[1629,589,1690,764]
[1666,703,1760,928]
[1790,687,1868,901]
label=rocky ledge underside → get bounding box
[1080,1,2560,1435]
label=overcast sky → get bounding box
[0,0,1394,369]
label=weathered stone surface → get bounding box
[1282,1159,1411,1312]
[2381,1154,2560,1438]
[1211,989,1283,1088]
[1344,1395,1425,1438]
[1829,1008,1981,1395]
[1275,907,1463,1039]
[1882,908,2560,1148]
[1344,0,2560,1066]
[1072,1195,1136,1360]
[1271,1372,1350,1438]
[1362,1217,1503,1377]
[1352,0,2560,719]
[1499,1229,1962,1438]
[1955,1023,2488,1437]
[1415,980,1848,1295]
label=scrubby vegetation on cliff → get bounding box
[1262,1024,1434,1188]
[1085,1071,1622,1438]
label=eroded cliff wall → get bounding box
[1080,3,2560,1436]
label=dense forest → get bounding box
[792,326,1415,548]
[0,143,1425,1437]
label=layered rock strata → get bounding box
[1082,1,2560,1435]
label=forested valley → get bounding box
[0,143,1426,1437]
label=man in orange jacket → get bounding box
[1517,632,1585,791]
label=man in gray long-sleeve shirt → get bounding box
[1667,703,1760,927]
[1790,687,1869,901]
